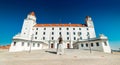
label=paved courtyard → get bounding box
[0,49,120,65]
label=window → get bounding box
[43,32,45,35]
[44,28,46,30]
[59,32,61,35]
[59,28,61,30]
[73,32,75,35]
[52,37,54,40]
[73,28,75,30]
[79,28,81,30]
[67,37,69,40]
[78,32,81,36]
[35,37,37,39]
[36,28,38,30]
[22,42,24,46]
[104,42,107,46]
[33,43,35,47]
[87,28,89,30]
[88,36,90,39]
[37,43,40,47]
[96,42,99,46]
[91,43,93,47]
[43,37,45,40]
[52,32,54,35]
[52,28,54,30]
[86,43,88,47]
[74,37,76,40]
[81,44,84,47]
[80,32,82,35]
[35,32,38,35]
[87,32,89,36]
[80,37,82,40]
[67,32,69,35]
[67,28,69,30]
[27,42,30,47]
[13,42,16,46]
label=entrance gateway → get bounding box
[51,43,54,48]
[50,42,70,49]
[67,43,70,49]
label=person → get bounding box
[58,34,63,44]
[57,34,64,55]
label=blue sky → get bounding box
[0,0,120,50]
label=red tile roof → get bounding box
[0,45,11,49]
[34,24,86,27]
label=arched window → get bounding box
[91,43,93,47]
[96,42,99,46]
[86,43,88,47]
[81,44,84,47]
[13,42,16,46]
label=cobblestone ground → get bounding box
[0,49,120,65]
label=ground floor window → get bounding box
[37,43,40,47]
[86,43,88,47]
[96,42,99,46]
[33,43,35,47]
[91,43,93,47]
[81,44,84,47]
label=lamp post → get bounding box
[29,34,34,53]
[88,35,92,53]
[69,22,71,49]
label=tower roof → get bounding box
[29,11,35,16]
[86,16,91,18]
[85,16,92,22]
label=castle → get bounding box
[9,12,111,53]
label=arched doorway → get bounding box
[67,43,70,49]
[51,44,54,48]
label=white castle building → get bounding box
[9,12,111,53]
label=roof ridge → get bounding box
[34,24,85,27]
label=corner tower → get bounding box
[21,12,37,40]
[85,16,94,27]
